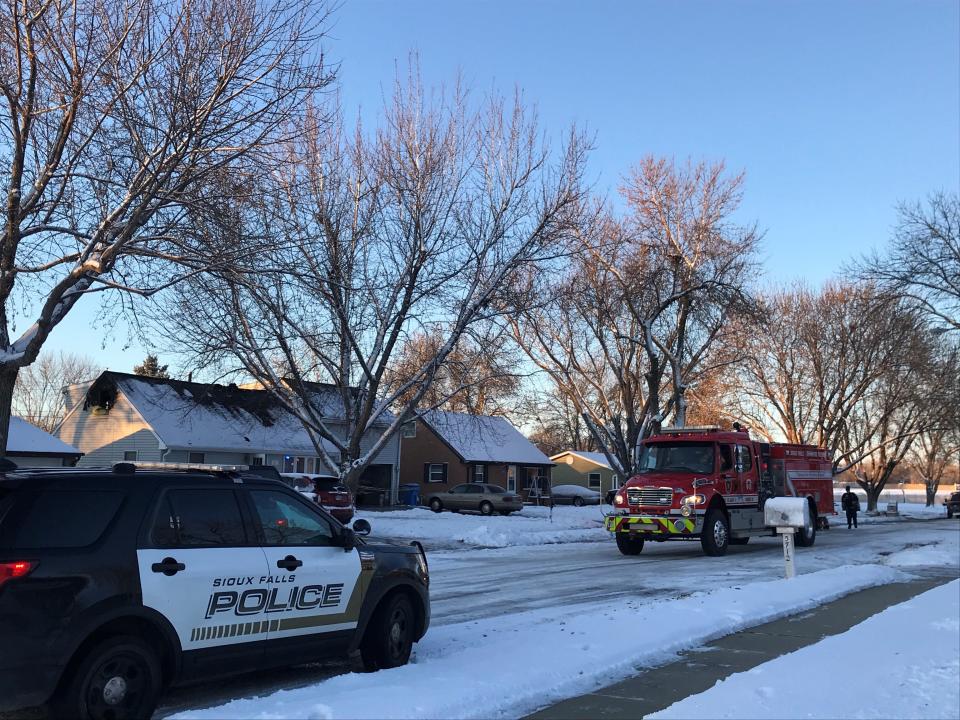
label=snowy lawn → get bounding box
[883,540,960,569]
[831,501,950,523]
[651,579,960,720]
[171,564,907,720]
[356,505,607,549]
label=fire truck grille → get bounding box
[628,487,673,506]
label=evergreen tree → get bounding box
[133,355,170,379]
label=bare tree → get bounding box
[735,282,945,509]
[509,157,760,476]
[384,326,522,417]
[855,192,959,332]
[0,0,333,451]
[154,74,589,489]
[11,351,99,431]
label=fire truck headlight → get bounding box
[681,494,705,507]
[614,492,626,506]
[680,504,692,517]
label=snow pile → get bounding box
[357,505,607,549]
[833,501,947,523]
[171,564,906,720]
[651,580,960,719]
[884,541,960,568]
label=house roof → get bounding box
[7,417,82,457]
[422,411,552,466]
[550,450,613,469]
[69,372,343,455]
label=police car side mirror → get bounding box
[352,518,371,536]
[340,528,357,551]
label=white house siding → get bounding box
[57,393,163,466]
[8,455,70,468]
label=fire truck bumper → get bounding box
[604,515,696,535]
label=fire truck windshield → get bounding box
[638,442,715,474]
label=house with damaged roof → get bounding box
[55,371,400,502]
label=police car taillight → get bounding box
[0,560,36,587]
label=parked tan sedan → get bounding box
[426,483,524,515]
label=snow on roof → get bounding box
[423,411,551,465]
[8,417,82,456]
[86,373,336,455]
[551,450,613,469]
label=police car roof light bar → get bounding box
[111,461,251,473]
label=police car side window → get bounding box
[152,489,247,547]
[249,490,335,547]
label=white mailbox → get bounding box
[763,497,810,580]
[764,497,810,529]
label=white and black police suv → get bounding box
[0,462,430,719]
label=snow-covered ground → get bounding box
[651,579,960,720]
[359,499,949,553]
[356,505,607,549]
[170,565,909,720]
[161,521,960,719]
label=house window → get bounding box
[472,464,486,483]
[401,422,417,438]
[123,451,138,461]
[588,472,601,489]
[251,455,265,466]
[188,452,206,464]
[611,474,620,489]
[425,463,447,484]
[295,456,306,473]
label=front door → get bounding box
[137,488,270,662]
[246,489,364,662]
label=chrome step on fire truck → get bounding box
[604,426,835,557]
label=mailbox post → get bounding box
[763,497,811,579]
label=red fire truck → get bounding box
[604,426,835,557]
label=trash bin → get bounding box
[399,483,421,507]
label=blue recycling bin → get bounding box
[399,483,421,507]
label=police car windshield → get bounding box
[638,442,714,474]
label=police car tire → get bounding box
[701,510,729,557]
[53,635,162,720]
[429,498,443,513]
[360,593,415,671]
[615,533,644,555]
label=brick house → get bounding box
[399,410,553,498]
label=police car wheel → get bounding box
[54,635,162,720]
[361,594,415,671]
[429,498,443,513]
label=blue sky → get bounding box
[46,0,959,371]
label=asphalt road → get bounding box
[152,518,959,718]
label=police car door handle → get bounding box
[151,557,186,576]
[276,555,303,571]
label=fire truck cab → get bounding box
[604,426,834,557]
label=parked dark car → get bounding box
[944,491,960,519]
[426,483,523,515]
[0,463,429,718]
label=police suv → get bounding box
[0,462,430,719]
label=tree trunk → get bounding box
[0,367,20,456]
[866,485,882,512]
[925,480,938,507]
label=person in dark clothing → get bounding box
[841,485,860,528]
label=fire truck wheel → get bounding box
[616,533,644,555]
[796,515,817,547]
[701,510,729,557]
